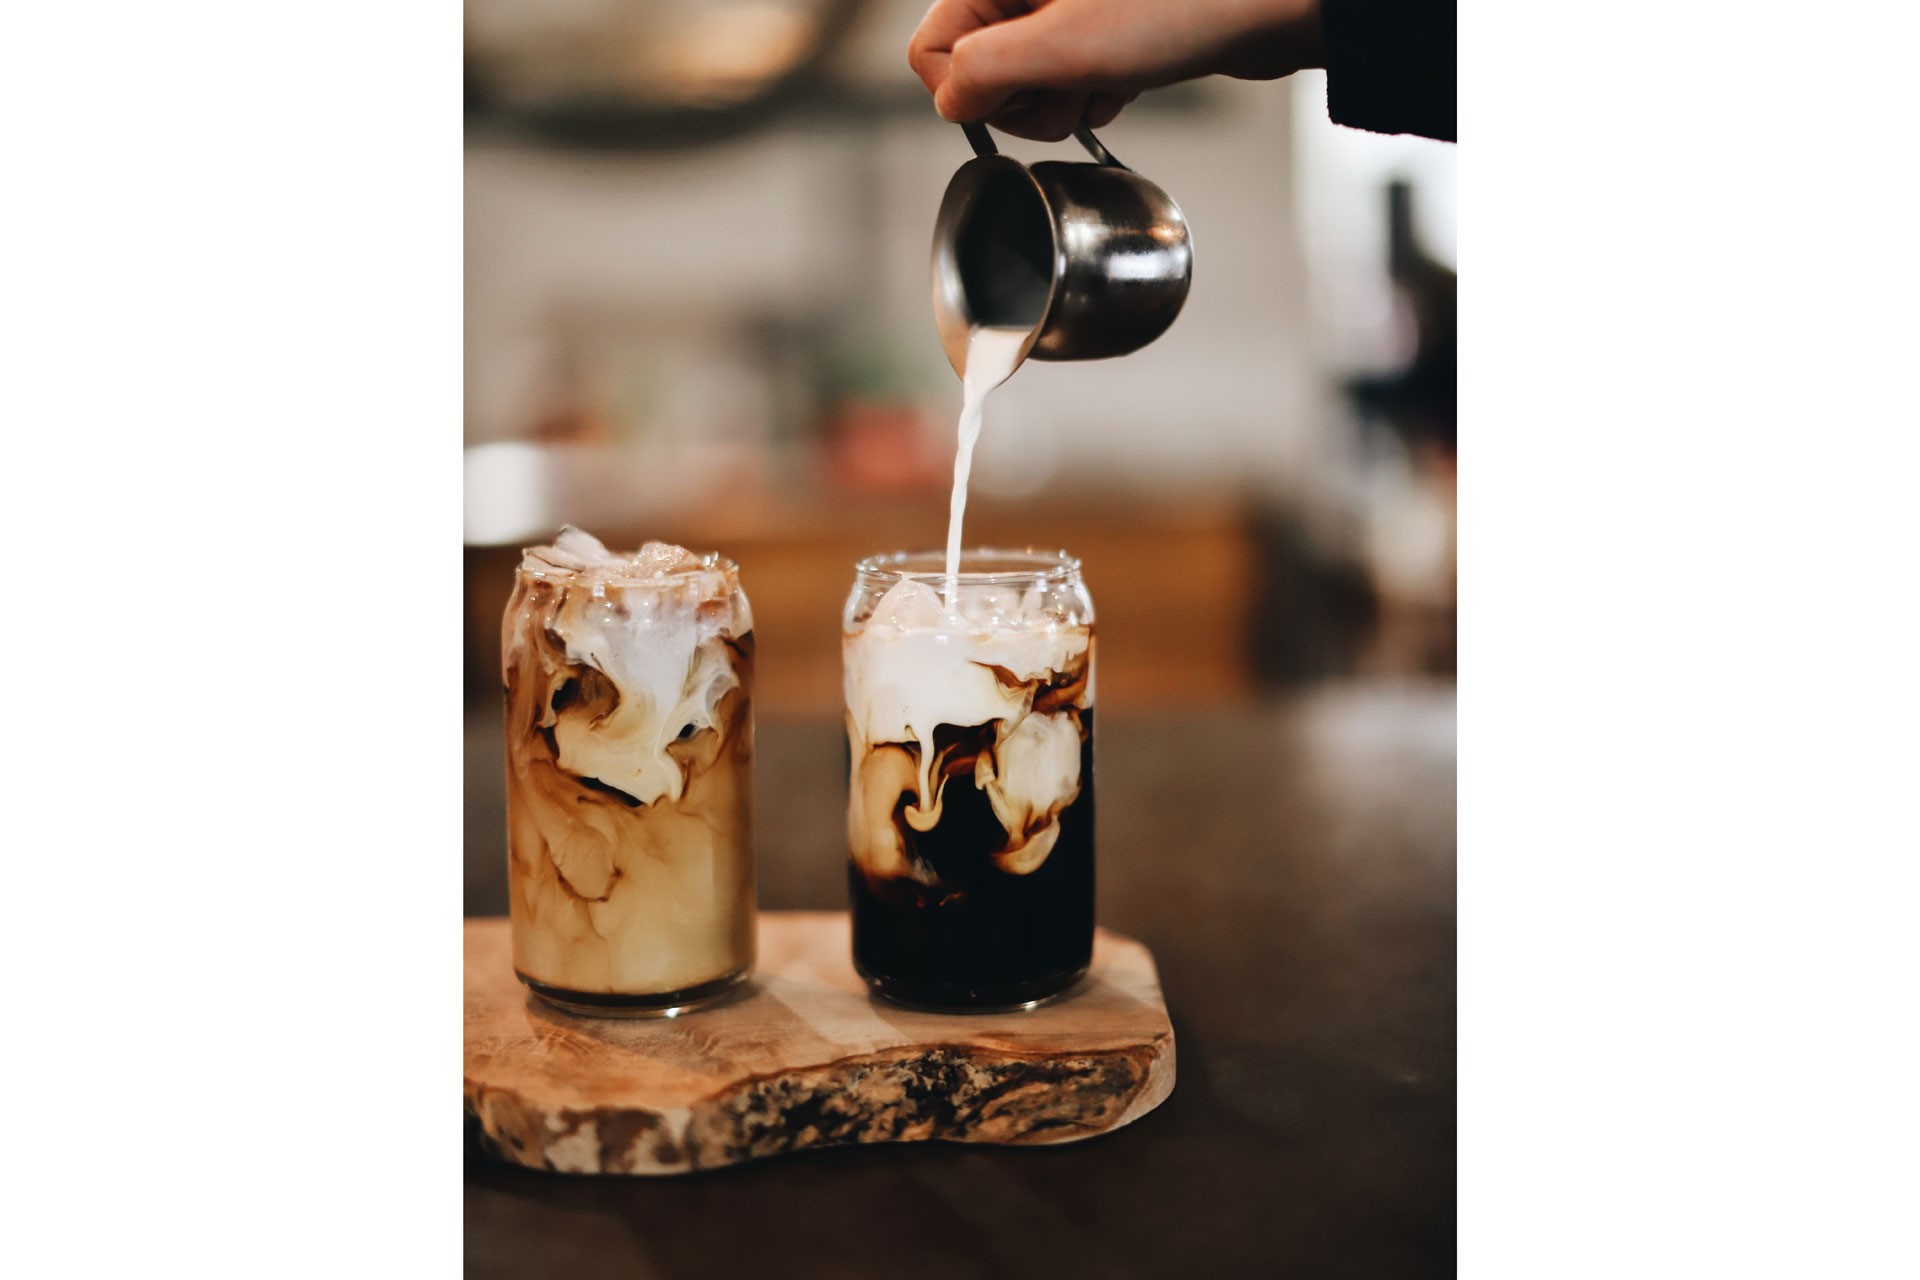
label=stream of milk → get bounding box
[943,326,1029,612]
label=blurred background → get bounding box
[462,0,1456,913]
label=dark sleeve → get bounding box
[1319,0,1457,142]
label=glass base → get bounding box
[856,963,1089,1014]
[517,967,749,1019]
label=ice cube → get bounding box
[628,540,701,578]
[539,525,618,570]
[868,578,947,630]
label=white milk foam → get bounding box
[943,326,1029,611]
[520,527,749,808]
[848,580,1089,746]
[845,578,1090,848]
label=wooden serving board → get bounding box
[464,912,1175,1175]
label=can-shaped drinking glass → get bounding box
[502,530,756,1017]
[843,548,1095,1010]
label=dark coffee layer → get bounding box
[851,713,1094,1009]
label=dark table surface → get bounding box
[465,682,1457,1278]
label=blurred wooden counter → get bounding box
[465,488,1259,714]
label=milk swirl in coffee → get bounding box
[843,328,1096,1009]
[503,527,756,1016]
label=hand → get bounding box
[908,0,1325,141]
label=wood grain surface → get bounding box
[465,913,1175,1175]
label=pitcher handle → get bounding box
[960,121,1131,171]
[1072,123,1129,170]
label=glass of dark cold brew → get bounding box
[843,549,1095,1010]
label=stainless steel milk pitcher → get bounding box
[931,122,1194,377]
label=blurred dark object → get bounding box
[463,0,869,148]
[1336,178,1456,681]
[1346,178,1456,454]
[1249,510,1378,688]
[1321,0,1458,142]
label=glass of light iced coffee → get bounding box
[843,548,1095,1010]
[502,527,756,1017]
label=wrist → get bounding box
[1217,0,1325,78]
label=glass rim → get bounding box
[854,547,1081,585]
[514,547,739,586]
